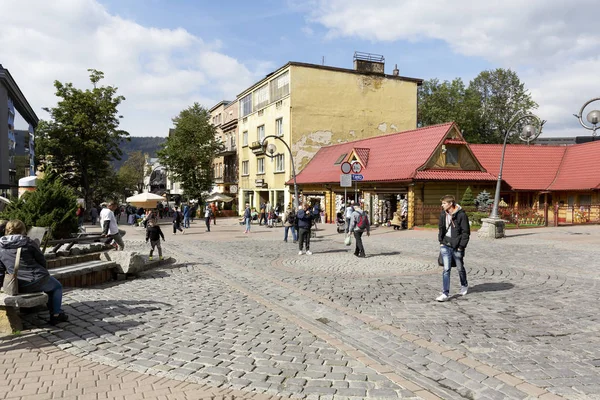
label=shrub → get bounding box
[475,190,493,212]
[461,187,475,207]
[0,174,78,239]
[466,211,489,225]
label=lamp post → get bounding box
[261,135,299,210]
[574,97,600,137]
[480,112,545,238]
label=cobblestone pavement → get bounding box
[11,219,600,399]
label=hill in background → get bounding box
[112,136,166,170]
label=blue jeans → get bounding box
[284,226,297,241]
[20,276,63,315]
[245,218,251,231]
[440,245,468,295]
[183,217,190,228]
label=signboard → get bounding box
[352,174,364,181]
[351,162,362,173]
[340,174,352,187]
[340,161,352,174]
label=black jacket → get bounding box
[438,207,470,249]
[297,209,312,229]
[0,235,50,285]
[146,225,165,242]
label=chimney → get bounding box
[353,52,385,75]
[392,64,399,76]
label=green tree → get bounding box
[0,174,78,239]
[117,151,148,196]
[157,103,223,200]
[417,68,537,144]
[35,69,129,210]
[461,186,475,207]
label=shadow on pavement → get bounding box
[504,232,540,238]
[372,251,402,256]
[469,282,514,293]
[318,249,351,254]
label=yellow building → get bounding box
[236,54,422,212]
[209,100,238,210]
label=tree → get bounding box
[417,68,537,144]
[0,174,78,239]
[117,151,148,196]
[461,186,475,207]
[35,69,129,211]
[157,103,223,200]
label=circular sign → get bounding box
[230,185,238,194]
[351,162,362,173]
[340,161,352,174]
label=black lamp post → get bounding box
[262,135,299,209]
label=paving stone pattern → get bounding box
[19,222,600,399]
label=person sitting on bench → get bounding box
[0,219,68,325]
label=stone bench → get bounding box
[49,259,118,288]
[0,292,48,335]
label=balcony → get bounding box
[249,141,265,155]
[217,143,237,156]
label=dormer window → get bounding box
[446,146,459,165]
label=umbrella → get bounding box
[205,193,234,202]
[126,192,166,209]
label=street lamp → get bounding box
[481,112,545,238]
[261,135,299,210]
[574,97,600,137]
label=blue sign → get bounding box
[351,174,364,181]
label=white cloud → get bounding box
[0,0,262,136]
[305,0,600,137]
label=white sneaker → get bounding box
[436,293,449,302]
[298,250,303,255]
[459,286,468,296]
[306,250,312,255]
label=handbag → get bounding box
[344,235,352,246]
[2,248,22,295]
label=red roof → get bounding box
[470,144,566,190]
[444,138,467,145]
[414,170,496,181]
[547,141,600,190]
[294,123,455,184]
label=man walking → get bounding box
[348,202,370,257]
[344,200,355,233]
[100,201,125,250]
[436,195,470,302]
[172,207,185,235]
[183,204,191,229]
[297,204,313,255]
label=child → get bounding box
[145,219,165,260]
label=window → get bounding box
[270,71,289,102]
[446,147,459,164]
[334,153,348,165]
[242,131,248,146]
[230,132,235,147]
[275,154,285,172]
[242,161,249,175]
[257,125,265,142]
[240,94,252,117]
[257,158,265,174]
[253,84,269,111]
[276,118,283,136]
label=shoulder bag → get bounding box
[2,248,22,295]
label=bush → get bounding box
[461,187,475,207]
[0,175,78,239]
[466,211,489,225]
[475,190,493,212]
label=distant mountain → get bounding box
[112,136,166,170]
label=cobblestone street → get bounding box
[5,219,600,399]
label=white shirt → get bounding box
[99,208,119,235]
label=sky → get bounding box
[1,0,599,138]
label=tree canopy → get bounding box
[418,68,538,144]
[35,69,129,209]
[117,150,148,197]
[157,103,223,200]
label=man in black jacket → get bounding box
[437,195,470,302]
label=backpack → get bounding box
[356,212,369,230]
[175,211,182,223]
[287,212,296,225]
[76,208,83,217]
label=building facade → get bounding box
[210,100,238,209]
[236,57,422,212]
[0,64,38,198]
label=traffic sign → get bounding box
[340,174,352,187]
[351,174,364,181]
[340,162,352,174]
[351,162,362,173]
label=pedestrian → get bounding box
[259,202,266,226]
[190,204,197,223]
[243,203,251,233]
[283,204,297,243]
[145,219,165,261]
[297,203,313,255]
[100,201,126,250]
[172,207,185,235]
[347,202,370,257]
[90,206,98,226]
[211,202,218,225]
[436,195,470,302]
[183,204,191,229]
[204,204,212,232]
[76,205,84,228]
[344,200,355,233]
[0,219,69,325]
